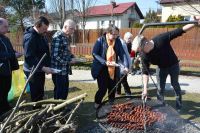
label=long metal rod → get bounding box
[139,20,198,35]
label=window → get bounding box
[101,20,104,26]
[184,16,191,21]
[109,20,115,25]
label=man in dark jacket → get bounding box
[0,18,22,115]
[132,16,200,110]
[23,16,53,102]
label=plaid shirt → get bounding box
[51,31,72,75]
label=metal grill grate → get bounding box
[96,96,186,133]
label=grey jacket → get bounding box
[118,38,132,74]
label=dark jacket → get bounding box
[91,35,128,79]
[23,27,50,72]
[0,34,19,76]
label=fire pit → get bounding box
[96,96,187,133]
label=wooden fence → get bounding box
[8,27,200,67]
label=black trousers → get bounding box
[156,63,182,109]
[0,75,12,115]
[95,67,117,104]
[52,74,69,100]
[24,71,45,102]
[116,74,131,95]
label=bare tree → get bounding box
[47,0,79,29]
[0,0,45,31]
[47,0,97,44]
[47,0,64,28]
[74,0,97,45]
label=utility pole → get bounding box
[71,0,75,46]
[32,0,37,21]
[71,0,74,19]
[60,0,65,28]
[110,0,116,25]
[82,0,86,45]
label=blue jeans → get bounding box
[52,74,69,100]
[156,63,182,109]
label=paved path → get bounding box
[69,70,200,93]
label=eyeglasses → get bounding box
[67,26,75,30]
[111,33,118,36]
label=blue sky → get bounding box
[95,0,160,16]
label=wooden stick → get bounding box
[66,99,83,124]
[19,99,67,108]
[48,93,87,112]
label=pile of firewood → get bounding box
[0,93,87,133]
[0,55,88,133]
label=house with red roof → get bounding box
[79,2,144,29]
[159,0,200,22]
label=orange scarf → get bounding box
[106,34,116,80]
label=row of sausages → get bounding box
[106,102,166,130]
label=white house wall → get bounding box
[79,8,141,29]
[121,13,129,28]
[161,3,200,22]
[48,23,61,31]
[79,16,123,29]
[121,8,140,28]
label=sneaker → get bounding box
[125,93,131,96]
[115,93,121,97]
[157,99,166,107]
[176,104,182,111]
[176,101,182,111]
[125,95,132,100]
[131,71,136,75]
[94,103,100,109]
[135,70,141,75]
[108,100,114,105]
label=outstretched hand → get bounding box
[194,16,200,25]
[141,89,147,100]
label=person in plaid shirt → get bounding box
[51,19,76,100]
